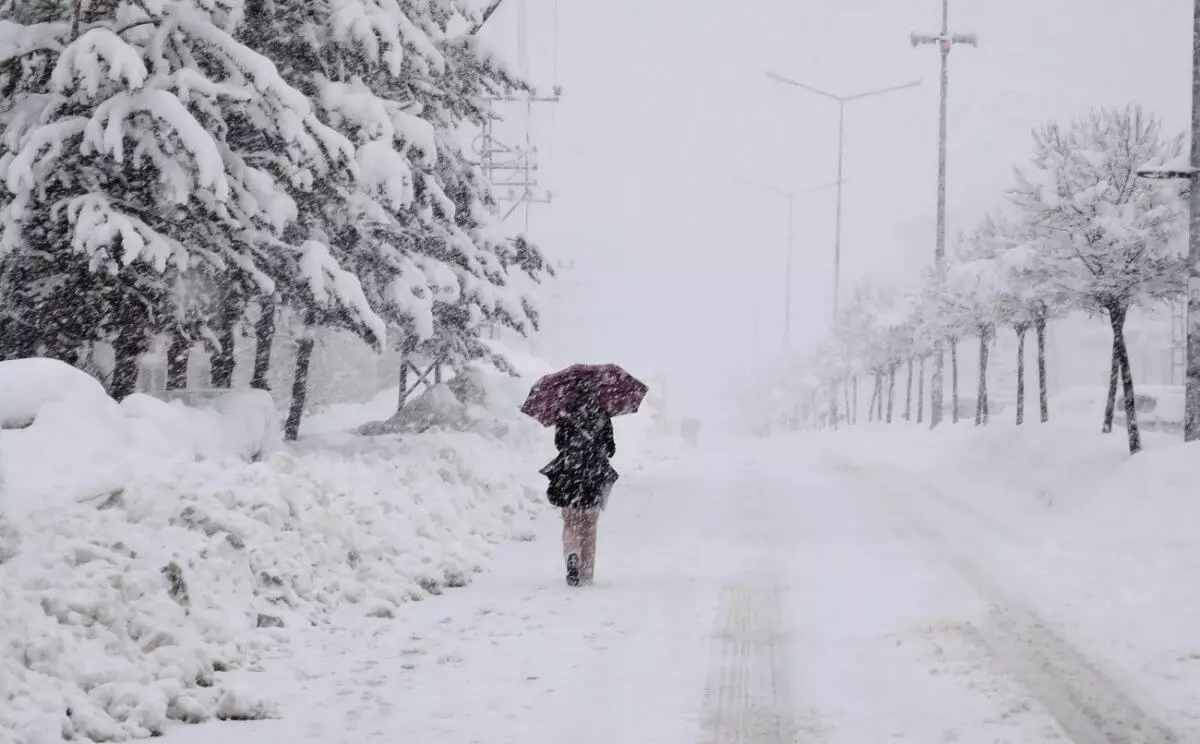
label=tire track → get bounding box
[834,458,1179,744]
[697,578,796,744]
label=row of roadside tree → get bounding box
[794,104,1187,455]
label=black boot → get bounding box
[566,553,580,587]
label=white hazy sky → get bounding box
[480,0,1192,419]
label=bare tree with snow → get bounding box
[1010,105,1186,453]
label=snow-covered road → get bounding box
[165,439,1182,744]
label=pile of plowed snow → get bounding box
[0,358,546,743]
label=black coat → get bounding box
[540,409,618,509]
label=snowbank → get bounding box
[0,356,548,743]
[0,361,280,521]
[0,358,109,429]
[142,389,282,461]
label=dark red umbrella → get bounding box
[521,364,648,427]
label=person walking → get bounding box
[541,388,618,586]
[521,363,647,587]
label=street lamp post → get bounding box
[734,176,843,350]
[764,72,920,320]
[911,0,977,428]
[1137,0,1200,441]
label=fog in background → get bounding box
[479,0,1193,425]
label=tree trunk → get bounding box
[41,328,63,363]
[830,379,839,431]
[210,331,236,388]
[917,356,926,423]
[867,373,880,422]
[284,314,317,442]
[109,292,149,400]
[250,297,275,390]
[886,364,896,423]
[1015,327,1027,425]
[844,376,851,425]
[1103,335,1120,434]
[975,330,991,426]
[878,369,888,417]
[110,331,146,401]
[983,335,991,423]
[1036,318,1049,423]
[950,338,960,424]
[111,340,141,400]
[166,329,189,391]
[210,286,240,388]
[1110,307,1142,454]
[398,358,410,413]
[851,376,858,424]
[875,371,884,421]
[904,357,914,421]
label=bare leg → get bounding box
[579,509,600,585]
[562,508,582,562]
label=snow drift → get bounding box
[0,360,282,522]
[0,357,547,743]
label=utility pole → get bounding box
[1138,0,1200,440]
[473,0,562,341]
[478,90,558,340]
[475,0,561,228]
[1182,0,1200,440]
[734,176,844,349]
[764,73,920,320]
[911,0,977,428]
[478,87,561,225]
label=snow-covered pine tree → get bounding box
[1010,105,1186,453]
[241,0,549,393]
[368,4,552,380]
[0,0,383,402]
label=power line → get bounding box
[475,0,562,231]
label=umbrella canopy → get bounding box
[520,364,648,427]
